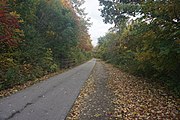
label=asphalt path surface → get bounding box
[0,59,96,120]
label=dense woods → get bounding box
[97,0,180,96]
[0,0,92,90]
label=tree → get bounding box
[99,0,141,25]
[97,0,180,95]
[0,0,93,90]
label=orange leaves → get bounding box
[60,0,72,9]
[78,37,93,51]
[0,0,8,6]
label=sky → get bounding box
[82,0,112,47]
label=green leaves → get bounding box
[99,0,141,25]
[97,0,180,96]
[0,0,92,90]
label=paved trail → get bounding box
[66,60,116,120]
[0,59,96,120]
[66,60,179,120]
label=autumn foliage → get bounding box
[97,0,180,96]
[0,1,23,46]
[0,0,92,90]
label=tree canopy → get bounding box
[0,0,93,90]
[97,0,180,96]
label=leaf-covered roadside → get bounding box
[66,60,116,120]
[66,74,95,120]
[106,63,179,119]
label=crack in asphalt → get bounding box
[5,66,87,120]
[0,59,96,120]
[6,102,32,120]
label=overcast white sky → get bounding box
[83,0,112,46]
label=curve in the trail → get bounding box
[0,59,96,120]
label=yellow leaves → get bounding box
[22,64,31,71]
[0,55,16,69]
[136,51,156,62]
[14,29,22,33]
[18,19,24,23]
[46,30,56,36]
[94,113,102,117]
[123,46,127,49]
[14,29,24,37]
[9,11,20,18]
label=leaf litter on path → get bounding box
[66,61,116,120]
[66,61,179,120]
[66,74,95,120]
[105,63,179,120]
